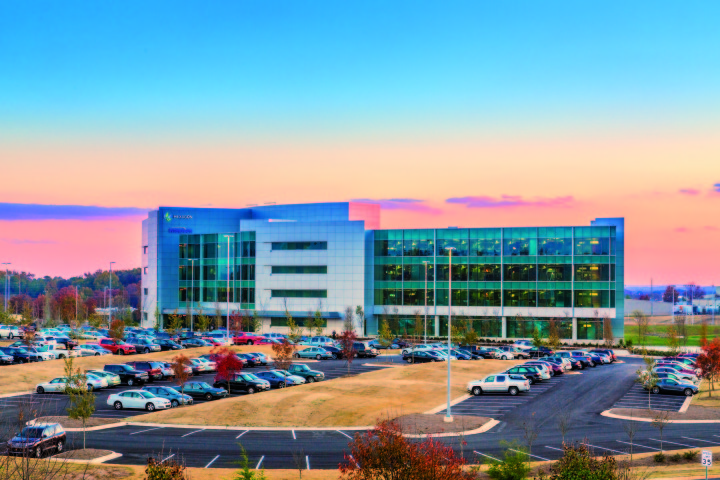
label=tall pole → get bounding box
[445,247,455,423]
[109,262,116,324]
[75,286,78,322]
[423,261,429,345]
[672,286,675,323]
[650,278,653,316]
[2,263,10,312]
[189,259,197,332]
[223,235,233,345]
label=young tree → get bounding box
[196,314,211,333]
[235,445,268,480]
[339,419,477,480]
[631,310,649,349]
[636,355,658,410]
[623,416,639,463]
[63,357,95,450]
[338,329,358,375]
[662,285,679,303]
[674,316,688,347]
[531,327,545,348]
[547,319,561,351]
[602,314,614,348]
[171,353,193,399]
[287,317,302,343]
[212,347,243,394]
[214,303,224,330]
[272,338,294,371]
[303,312,315,337]
[378,319,393,353]
[251,310,262,333]
[165,310,182,334]
[355,306,365,337]
[520,412,539,457]
[536,444,621,480]
[229,310,244,335]
[556,408,571,445]
[651,411,671,454]
[343,306,355,333]
[108,318,125,341]
[313,309,324,336]
[665,325,680,356]
[696,338,720,396]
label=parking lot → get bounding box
[610,382,689,412]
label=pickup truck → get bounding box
[467,374,530,396]
[99,338,137,355]
[287,364,325,383]
[46,345,81,359]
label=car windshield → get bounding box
[195,382,211,389]
[15,348,28,353]
[139,391,156,399]
[18,427,45,438]
[293,365,310,372]
[240,373,259,381]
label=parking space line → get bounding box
[256,456,264,469]
[616,441,659,451]
[649,438,696,448]
[161,454,175,463]
[545,446,563,451]
[130,427,164,435]
[474,451,499,461]
[205,455,220,468]
[682,437,720,445]
[582,443,625,455]
[509,449,550,461]
[236,430,249,439]
[337,430,352,440]
[306,455,310,470]
[292,430,296,440]
[181,429,204,438]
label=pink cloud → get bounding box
[674,227,689,233]
[679,188,701,195]
[351,198,442,214]
[446,195,574,208]
[705,226,719,231]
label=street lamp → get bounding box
[223,235,234,345]
[109,262,116,324]
[445,247,455,424]
[1,263,10,312]
[422,261,430,345]
[189,258,198,332]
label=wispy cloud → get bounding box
[679,188,701,195]
[705,226,719,232]
[0,238,58,245]
[446,195,574,209]
[0,203,148,221]
[351,198,442,214]
[674,227,689,233]
[714,183,720,193]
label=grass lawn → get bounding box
[624,323,720,348]
[693,380,720,408]
[0,345,277,395]
[133,359,522,428]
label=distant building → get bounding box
[141,203,624,341]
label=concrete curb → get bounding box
[402,419,500,439]
[679,394,693,413]
[424,394,471,414]
[125,421,376,431]
[60,422,130,432]
[55,451,123,464]
[363,363,403,368]
[601,410,720,424]
[0,391,33,398]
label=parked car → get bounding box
[568,351,596,368]
[103,364,148,386]
[47,345,80,359]
[502,366,543,384]
[78,344,111,357]
[49,336,79,350]
[403,351,445,363]
[0,325,22,339]
[653,366,697,383]
[467,374,530,396]
[571,350,603,366]
[181,381,228,401]
[214,372,271,394]
[87,369,121,387]
[662,356,696,368]
[353,342,378,358]
[107,389,171,411]
[526,360,561,376]
[36,375,105,393]
[544,356,572,370]
[527,347,554,358]
[367,339,397,350]
[401,344,437,355]
[314,345,343,359]
[20,346,55,362]
[99,338,136,355]
[287,363,325,383]
[551,352,584,369]
[142,385,193,407]
[127,338,161,354]
[193,357,217,372]
[125,361,163,382]
[273,369,307,385]
[644,378,699,396]
[498,345,529,359]
[299,336,335,347]
[474,347,499,359]
[232,332,266,345]
[0,347,40,363]
[254,370,301,388]
[513,340,533,350]
[180,338,208,348]
[262,333,287,341]
[493,348,515,360]
[0,350,14,364]
[294,346,333,360]
[590,349,617,362]
[6,423,66,457]
[244,352,269,365]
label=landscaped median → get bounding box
[130,359,522,428]
[0,344,277,396]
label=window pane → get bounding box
[271,242,327,251]
[503,265,536,281]
[503,238,536,256]
[375,264,403,281]
[574,238,610,255]
[375,240,403,256]
[470,239,501,256]
[538,264,571,281]
[403,264,434,281]
[574,264,610,281]
[272,266,327,274]
[437,239,469,256]
[503,289,537,307]
[468,289,501,307]
[271,290,328,298]
[538,238,571,255]
[403,239,434,256]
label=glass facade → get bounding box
[271,290,328,298]
[272,266,327,274]
[271,241,327,251]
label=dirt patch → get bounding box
[55,448,114,460]
[610,405,720,421]
[392,413,491,435]
[35,416,121,428]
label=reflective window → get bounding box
[435,289,468,306]
[468,289,501,307]
[375,240,403,257]
[271,290,327,298]
[437,264,468,281]
[374,289,401,305]
[469,264,501,281]
[437,239,469,256]
[577,319,603,340]
[503,265,536,281]
[202,243,217,259]
[574,238,610,255]
[503,290,537,307]
[537,290,572,307]
[202,265,217,281]
[403,289,434,306]
[272,266,327,275]
[272,242,327,251]
[470,239,501,256]
[403,239,434,257]
[574,290,614,308]
[503,238,536,256]
[574,264,611,281]
[538,264,571,281]
[403,264,434,281]
[375,264,403,281]
[538,238,571,255]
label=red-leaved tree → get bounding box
[697,338,720,397]
[212,347,243,393]
[338,330,358,375]
[272,338,294,371]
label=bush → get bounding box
[486,444,531,480]
[536,444,617,480]
[683,450,699,461]
[625,339,633,350]
[670,453,683,462]
[145,456,187,480]
[654,453,666,463]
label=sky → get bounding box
[0,0,719,285]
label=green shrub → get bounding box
[670,453,683,462]
[486,443,531,480]
[145,457,187,480]
[654,453,666,463]
[683,450,699,461]
[536,444,617,480]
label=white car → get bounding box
[513,340,533,351]
[24,346,55,362]
[87,370,122,387]
[523,362,552,379]
[493,349,515,360]
[78,344,111,357]
[435,350,458,361]
[190,358,213,373]
[36,376,105,394]
[33,335,57,347]
[44,346,80,359]
[0,325,22,339]
[401,344,436,355]
[467,374,530,396]
[107,389,172,411]
[81,331,104,340]
[194,358,216,371]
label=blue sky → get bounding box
[2,0,719,139]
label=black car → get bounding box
[569,353,595,368]
[181,381,229,400]
[475,347,499,359]
[391,338,412,349]
[0,347,40,363]
[244,352,268,365]
[104,364,148,386]
[181,338,209,348]
[403,351,443,363]
[156,339,184,351]
[320,345,344,359]
[236,353,260,366]
[7,423,66,457]
[503,366,543,384]
[254,370,301,388]
[213,372,271,394]
[527,347,554,358]
[353,342,378,358]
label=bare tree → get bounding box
[355,306,365,337]
[603,314,614,347]
[171,353,192,399]
[623,413,638,463]
[556,408,571,444]
[520,412,539,457]
[651,411,671,454]
[291,447,306,479]
[631,310,649,350]
[343,306,355,332]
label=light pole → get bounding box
[445,247,455,424]
[2,263,10,312]
[75,285,79,322]
[109,262,116,324]
[189,258,198,332]
[422,261,429,345]
[223,235,234,345]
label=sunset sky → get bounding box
[1,1,719,285]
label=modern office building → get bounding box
[141,202,624,341]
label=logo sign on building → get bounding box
[164,212,193,222]
[168,228,192,234]
[701,450,712,467]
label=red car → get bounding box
[124,361,163,382]
[200,336,224,346]
[98,338,136,355]
[232,332,265,345]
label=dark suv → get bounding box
[125,361,163,382]
[213,372,271,394]
[104,364,148,386]
[353,342,378,358]
[503,366,543,384]
[0,347,40,363]
[7,423,66,457]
